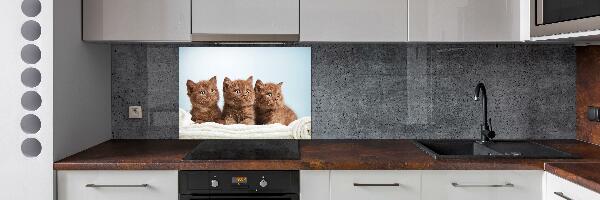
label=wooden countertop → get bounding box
[545,162,600,194]
[54,139,600,171]
[54,139,600,194]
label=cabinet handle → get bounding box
[553,192,574,200]
[353,183,400,187]
[85,184,149,188]
[451,182,514,188]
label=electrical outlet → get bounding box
[129,106,143,119]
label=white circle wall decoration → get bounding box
[21,91,42,111]
[21,0,41,17]
[21,68,41,87]
[21,44,41,64]
[21,20,41,41]
[21,138,42,157]
[20,114,41,134]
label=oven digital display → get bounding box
[232,176,248,185]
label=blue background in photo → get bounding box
[179,47,311,118]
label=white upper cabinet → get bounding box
[82,0,191,41]
[191,0,300,41]
[300,0,408,42]
[409,0,530,42]
[80,0,532,42]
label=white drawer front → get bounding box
[330,170,421,200]
[57,170,178,200]
[545,172,600,200]
[422,170,543,200]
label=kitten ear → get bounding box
[255,80,263,90]
[247,76,253,84]
[223,77,231,88]
[277,82,284,87]
[209,76,217,84]
[186,80,196,90]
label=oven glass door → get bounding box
[538,0,600,25]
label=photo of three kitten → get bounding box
[186,76,297,126]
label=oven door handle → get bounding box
[181,194,298,200]
[210,195,298,199]
[354,183,400,187]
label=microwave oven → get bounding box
[532,0,600,37]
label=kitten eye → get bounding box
[200,91,205,95]
[246,90,250,94]
[267,93,272,97]
[235,90,240,94]
[211,89,215,93]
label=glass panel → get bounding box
[542,0,600,24]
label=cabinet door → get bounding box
[83,0,191,41]
[330,170,420,200]
[57,170,178,200]
[300,0,408,42]
[409,0,529,42]
[300,170,330,200]
[421,170,543,200]
[191,0,299,41]
[545,172,600,200]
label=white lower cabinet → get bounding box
[57,170,178,200]
[330,170,421,200]
[301,170,331,200]
[421,170,543,200]
[545,172,600,200]
[57,170,600,200]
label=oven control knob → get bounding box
[211,180,219,188]
[259,179,268,188]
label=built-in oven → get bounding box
[179,171,299,200]
[532,0,600,37]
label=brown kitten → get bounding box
[187,76,222,124]
[222,76,255,125]
[254,80,297,125]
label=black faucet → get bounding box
[474,83,495,143]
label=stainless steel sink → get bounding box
[413,140,577,159]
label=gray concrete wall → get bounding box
[111,43,575,139]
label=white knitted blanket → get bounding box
[179,108,311,139]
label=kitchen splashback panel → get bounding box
[112,43,575,139]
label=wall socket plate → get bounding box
[129,106,143,119]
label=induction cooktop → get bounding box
[183,140,300,160]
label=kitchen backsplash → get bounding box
[112,43,576,139]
